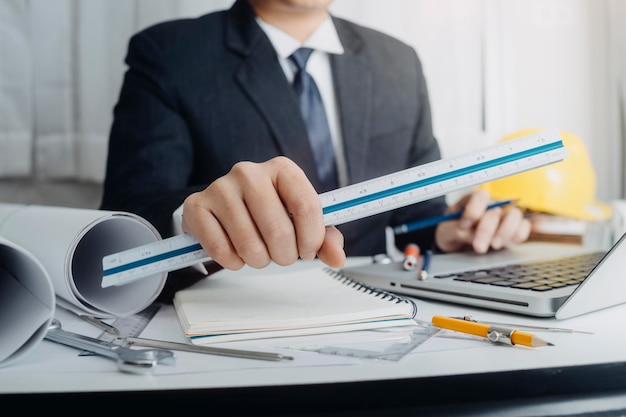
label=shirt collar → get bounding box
[256,16,344,60]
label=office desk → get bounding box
[2,251,626,415]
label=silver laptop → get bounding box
[341,234,626,319]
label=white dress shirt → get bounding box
[255,16,347,187]
[173,15,346,267]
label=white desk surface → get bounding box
[2,245,626,413]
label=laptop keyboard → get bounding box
[433,252,606,292]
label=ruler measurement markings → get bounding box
[80,304,161,352]
[281,325,440,361]
[321,153,563,225]
[321,139,560,215]
[103,243,203,276]
[102,130,567,288]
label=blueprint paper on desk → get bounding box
[0,203,168,369]
[0,203,167,318]
[0,305,362,375]
[0,236,55,368]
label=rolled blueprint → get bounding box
[0,204,167,318]
[0,236,55,368]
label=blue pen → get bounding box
[418,249,432,280]
[393,199,515,235]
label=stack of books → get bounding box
[528,213,612,248]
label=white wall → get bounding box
[1,0,622,208]
[331,0,620,204]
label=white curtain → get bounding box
[330,0,484,160]
[336,0,622,203]
[0,0,231,182]
[608,0,626,197]
[0,0,33,177]
[0,0,623,202]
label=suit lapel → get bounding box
[223,2,373,189]
[225,0,320,187]
[332,18,372,183]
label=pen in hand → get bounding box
[394,199,515,235]
[431,315,554,348]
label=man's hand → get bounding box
[181,156,345,270]
[435,190,531,254]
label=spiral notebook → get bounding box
[173,266,418,345]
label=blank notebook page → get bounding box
[173,266,417,342]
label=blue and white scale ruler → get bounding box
[101,128,567,288]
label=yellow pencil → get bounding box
[431,315,554,348]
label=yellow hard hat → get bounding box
[478,129,611,221]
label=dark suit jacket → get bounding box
[100,0,448,257]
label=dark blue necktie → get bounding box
[289,48,338,192]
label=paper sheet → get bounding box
[0,203,167,318]
[0,236,55,367]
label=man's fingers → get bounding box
[457,190,491,229]
[491,207,531,249]
[472,207,502,253]
[272,157,326,261]
[317,226,346,268]
[232,159,301,266]
[182,157,335,270]
[182,190,247,270]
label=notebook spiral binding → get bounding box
[324,267,418,318]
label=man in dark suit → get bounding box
[101,0,530,272]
